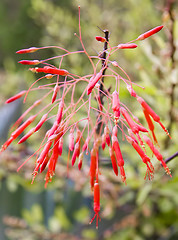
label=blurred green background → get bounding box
[0,0,178,239]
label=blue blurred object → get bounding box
[0,99,23,143]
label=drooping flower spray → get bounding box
[0,6,171,227]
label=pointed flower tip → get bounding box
[0,147,4,153]
[5,90,26,104]
[95,36,106,42]
[16,47,39,54]
[137,25,164,41]
[157,120,171,138]
[87,89,91,95]
[166,169,172,178]
[18,60,40,65]
[117,43,138,49]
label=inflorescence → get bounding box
[0,7,171,228]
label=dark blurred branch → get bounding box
[165,151,178,164]
[164,0,177,147]
[96,29,109,134]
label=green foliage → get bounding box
[22,204,44,225]
[49,207,71,231]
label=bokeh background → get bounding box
[0,0,178,239]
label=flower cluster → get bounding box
[0,7,171,228]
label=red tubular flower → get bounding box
[16,47,39,54]
[71,142,80,166]
[69,128,75,151]
[34,113,48,132]
[121,107,139,134]
[97,94,103,112]
[76,129,81,157]
[121,107,148,147]
[82,136,90,152]
[112,125,118,137]
[51,85,59,103]
[31,162,41,182]
[51,138,61,172]
[76,128,81,144]
[127,136,154,180]
[29,67,69,76]
[54,124,64,138]
[137,97,160,121]
[87,70,103,95]
[117,43,138,49]
[36,140,53,168]
[45,136,61,187]
[31,138,53,184]
[40,153,50,173]
[104,126,110,146]
[142,135,171,176]
[101,126,110,150]
[18,128,35,144]
[58,137,63,156]
[137,25,163,41]
[132,141,150,165]
[120,107,143,145]
[78,152,83,170]
[112,90,120,122]
[47,121,58,138]
[90,148,97,189]
[11,115,36,139]
[109,146,118,176]
[143,109,158,144]
[137,96,171,138]
[112,135,126,183]
[0,137,14,152]
[137,124,148,133]
[126,84,137,97]
[38,126,63,182]
[128,129,138,144]
[5,90,27,104]
[56,101,64,124]
[101,134,106,150]
[95,36,106,42]
[18,60,40,65]
[90,181,101,229]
